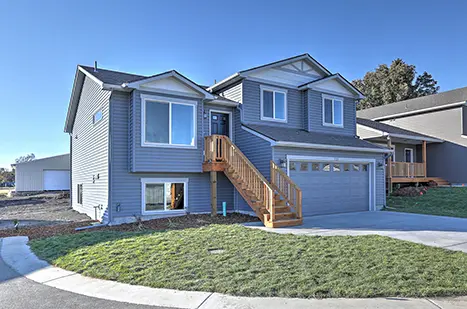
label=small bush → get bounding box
[427,180,438,187]
[392,186,428,197]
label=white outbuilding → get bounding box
[13,154,70,192]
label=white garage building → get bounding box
[14,154,70,192]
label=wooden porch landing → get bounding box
[390,177,449,185]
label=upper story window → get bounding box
[142,95,197,148]
[93,109,103,124]
[322,94,343,127]
[260,85,287,122]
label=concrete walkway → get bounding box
[1,236,467,308]
[246,211,467,252]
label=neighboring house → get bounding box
[12,154,70,192]
[358,87,467,185]
[356,118,447,190]
[64,54,390,227]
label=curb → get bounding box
[1,236,466,309]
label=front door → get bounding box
[210,112,230,137]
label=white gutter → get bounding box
[273,141,392,153]
[383,132,443,143]
[371,101,467,121]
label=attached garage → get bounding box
[14,154,70,192]
[288,156,376,216]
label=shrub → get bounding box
[392,186,428,197]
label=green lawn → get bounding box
[30,225,467,299]
[387,187,467,218]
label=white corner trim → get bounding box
[241,126,276,144]
[322,94,344,128]
[208,109,233,139]
[260,85,288,123]
[286,155,377,211]
[141,178,189,215]
[140,94,198,149]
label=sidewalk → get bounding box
[1,236,466,309]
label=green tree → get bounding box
[353,59,439,110]
[0,168,15,183]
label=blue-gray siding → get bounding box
[110,90,234,220]
[71,76,111,221]
[272,147,386,208]
[241,79,305,129]
[307,89,356,136]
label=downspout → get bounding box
[107,95,113,225]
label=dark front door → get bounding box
[211,112,230,137]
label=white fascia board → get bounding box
[298,75,364,99]
[372,101,467,121]
[78,66,104,88]
[274,141,392,153]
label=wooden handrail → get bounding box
[270,161,302,219]
[389,162,426,178]
[205,135,275,222]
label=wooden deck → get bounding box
[390,177,449,185]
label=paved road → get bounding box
[0,254,175,309]
[247,211,467,252]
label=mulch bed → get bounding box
[0,213,260,240]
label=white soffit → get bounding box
[311,78,354,97]
[139,76,202,97]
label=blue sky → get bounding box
[0,0,465,168]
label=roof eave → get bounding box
[273,141,391,153]
[298,74,365,99]
[207,73,243,93]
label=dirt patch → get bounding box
[0,213,260,240]
[0,193,91,230]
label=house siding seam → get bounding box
[71,76,111,221]
[308,89,356,136]
[109,91,234,219]
[272,147,386,208]
[241,79,304,129]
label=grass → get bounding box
[387,187,467,218]
[30,224,467,298]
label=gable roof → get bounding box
[298,73,365,99]
[207,53,332,92]
[243,123,390,153]
[357,86,467,120]
[356,118,442,143]
[79,65,145,85]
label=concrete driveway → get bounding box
[247,211,467,252]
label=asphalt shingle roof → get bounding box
[357,87,467,120]
[80,65,147,85]
[244,124,388,150]
[356,118,437,140]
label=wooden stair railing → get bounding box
[270,160,302,219]
[204,135,302,227]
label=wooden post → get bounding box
[210,171,217,216]
[387,136,393,195]
[422,140,427,177]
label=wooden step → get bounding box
[264,218,303,228]
[275,199,287,207]
[273,205,291,213]
[264,212,296,221]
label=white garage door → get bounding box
[289,161,370,216]
[43,170,70,191]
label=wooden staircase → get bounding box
[203,135,302,228]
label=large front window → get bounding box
[261,86,287,122]
[142,178,187,214]
[323,95,343,127]
[143,96,196,147]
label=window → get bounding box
[333,164,341,172]
[290,162,296,171]
[344,163,350,172]
[93,109,103,124]
[312,163,320,171]
[142,179,187,214]
[323,95,343,127]
[77,184,83,204]
[142,96,196,148]
[352,164,360,171]
[261,86,287,122]
[323,163,331,172]
[362,164,368,172]
[300,163,308,171]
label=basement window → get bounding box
[141,178,187,214]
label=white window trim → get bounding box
[141,94,197,149]
[322,94,344,128]
[404,148,414,163]
[93,108,103,125]
[208,109,233,139]
[260,85,288,123]
[141,178,189,215]
[286,155,377,211]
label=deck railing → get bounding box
[389,162,426,178]
[270,161,302,219]
[204,135,276,221]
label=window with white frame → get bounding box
[142,178,187,214]
[142,96,196,147]
[261,86,287,122]
[323,95,343,127]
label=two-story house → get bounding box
[64,54,389,228]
